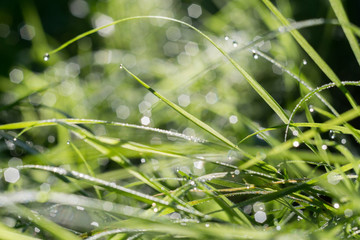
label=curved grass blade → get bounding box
[0,222,40,240]
[0,118,205,143]
[261,0,359,111]
[120,65,240,152]
[47,15,289,129]
[10,204,81,240]
[18,165,207,218]
[285,81,360,141]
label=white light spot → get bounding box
[187,4,202,19]
[229,115,238,124]
[194,161,204,169]
[254,211,267,223]
[4,168,20,183]
[293,141,300,148]
[341,138,347,144]
[302,59,307,65]
[292,130,299,136]
[9,68,24,84]
[116,105,130,119]
[90,221,99,227]
[76,206,85,211]
[344,209,353,218]
[178,94,190,107]
[205,223,210,227]
[321,144,328,150]
[333,203,340,209]
[20,24,35,40]
[253,202,265,212]
[92,13,114,37]
[34,227,40,233]
[141,116,150,125]
[327,172,341,185]
[309,105,314,112]
[205,91,218,104]
[166,26,181,41]
[184,42,199,56]
[69,0,89,18]
[276,225,281,231]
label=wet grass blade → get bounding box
[0,222,40,240]
[329,0,360,66]
[261,0,359,110]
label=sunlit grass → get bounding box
[1,1,360,239]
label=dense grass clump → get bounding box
[1,0,360,239]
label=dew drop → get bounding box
[90,221,99,227]
[43,53,50,61]
[321,144,328,150]
[333,203,340,209]
[302,59,307,65]
[293,141,300,148]
[154,208,158,213]
[327,172,341,185]
[276,226,281,231]
[119,64,123,69]
[232,40,238,47]
[252,51,259,60]
[341,138,347,145]
[224,36,230,41]
[309,105,314,113]
[66,140,70,145]
[329,130,336,139]
[205,223,210,227]
[234,169,240,175]
[292,130,299,136]
[13,138,17,142]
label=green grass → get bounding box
[1,1,360,239]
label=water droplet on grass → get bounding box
[90,221,99,227]
[154,208,158,213]
[341,138,347,144]
[66,140,70,145]
[205,223,210,227]
[302,59,307,65]
[333,203,340,209]
[252,51,259,59]
[119,64,123,69]
[293,141,300,148]
[13,138,17,142]
[232,40,238,47]
[43,53,50,61]
[321,144,327,150]
[327,172,341,185]
[309,105,314,112]
[224,36,230,41]
[234,169,240,175]
[329,130,336,139]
